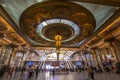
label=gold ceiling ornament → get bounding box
[55,35,62,42]
[55,35,62,61]
[55,35,62,47]
[56,41,61,47]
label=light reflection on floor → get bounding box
[1,71,120,80]
[37,71,120,80]
[42,71,85,80]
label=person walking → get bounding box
[35,66,39,79]
[52,68,55,76]
[25,69,29,80]
[88,66,94,80]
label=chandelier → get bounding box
[55,35,62,61]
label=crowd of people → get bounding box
[0,61,120,80]
[0,64,39,80]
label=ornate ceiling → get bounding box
[19,1,95,47]
[0,0,120,48]
[0,16,25,46]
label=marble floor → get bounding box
[1,71,120,80]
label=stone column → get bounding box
[14,52,19,66]
[102,48,108,60]
[81,50,88,68]
[0,45,6,63]
[19,51,26,68]
[0,45,15,65]
[95,49,101,64]
[104,37,119,62]
[99,49,104,62]
[91,50,99,66]
[88,51,92,66]
[16,52,22,67]
[0,45,4,58]
[5,47,13,65]
[84,52,89,67]
[114,39,120,52]
[109,42,119,62]
[7,48,15,66]
[7,44,17,66]
[95,49,104,71]
[112,40,120,61]
[80,51,84,61]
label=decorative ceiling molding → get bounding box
[69,0,120,7]
[19,0,95,47]
[80,8,120,49]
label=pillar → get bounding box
[0,45,6,63]
[102,48,108,60]
[84,52,89,67]
[114,39,120,52]
[104,37,119,62]
[95,49,104,71]
[20,52,25,67]
[80,51,84,61]
[91,50,99,66]
[7,48,15,66]
[14,52,19,67]
[109,42,119,62]
[112,40,120,61]
[5,47,13,65]
[95,49,101,64]
[0,45,4,58]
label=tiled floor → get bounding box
[1,71,120,80]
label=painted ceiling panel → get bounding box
[72,2,119,30]
[0,0,119,29]
[0,0,119,48]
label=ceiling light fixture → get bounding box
[55,35,62,61]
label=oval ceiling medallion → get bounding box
[36,19,80,42]
[19,0,96,47]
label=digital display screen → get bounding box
[28,61,34,66]
[76,62,82,65]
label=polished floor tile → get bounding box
[1,71,120,80]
